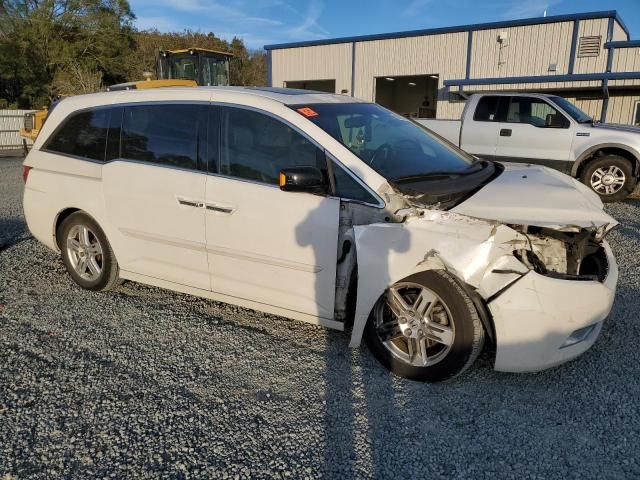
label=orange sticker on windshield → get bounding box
[297,107,319,117]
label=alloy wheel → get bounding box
[590,165,626,195]
[373,282,455,367]
[66,224,104,281]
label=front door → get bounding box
[204,106,340,319]
[102,103,210,290]
[494,96,574,172]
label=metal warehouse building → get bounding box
[265,10,640,125]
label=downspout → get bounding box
[600,17,615,123]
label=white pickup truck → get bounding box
[419,93,640,201]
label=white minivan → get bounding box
[23,87,618,382]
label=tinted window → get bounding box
[332,162,377,204]
[45,108,110,161]
[506,97,568,128]
[121,104,206,170]
[219,107,325,185]
[473,96,501,122]
[634,101,640,126]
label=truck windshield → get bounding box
[291,103,476,181]
[550,96,592,123]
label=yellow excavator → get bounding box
[20,48,232,148]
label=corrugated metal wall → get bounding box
[0,110,32,150]
[610,48,640,87]
[573,18,609,74]
[607,94,640,124]
[612,21,628,42]
[270,14,639,124]
[470,22,573,78]
[271,43,353,94]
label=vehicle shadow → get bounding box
[294,174,411,476]
[0,216,30,251]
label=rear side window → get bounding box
[121,104,207,170]
[45,108,110,161]
[473,96,501,122]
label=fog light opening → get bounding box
[561,323,599,349]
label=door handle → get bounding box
[205,202,235,214]
[177,197,204,208]
[500,128,512,137]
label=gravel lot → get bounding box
[1,155,639,479]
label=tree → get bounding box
[0,0,136,107]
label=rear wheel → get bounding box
[364,270,484,382]
[580,154,636,202]
[59,212,120,291]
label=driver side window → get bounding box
[506,97,569,128]
[219,107,326,185]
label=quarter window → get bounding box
[219,107,325,185]
[332,162,378,204]
[121,104,207,170]
[45,108,111,161]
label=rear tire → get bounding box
[580,154,636,202]
[364,270,484,382]
[59,212,120,291]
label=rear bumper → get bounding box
[489,242,618,372]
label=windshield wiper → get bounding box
[392,161,487,183]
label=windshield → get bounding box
[291,103,475,181]
[550,96,592,123]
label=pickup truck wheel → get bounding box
[364,270,484,382]
[581,155,637,202]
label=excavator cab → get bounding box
[157,48,232,86]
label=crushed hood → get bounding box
[451,163,617,230]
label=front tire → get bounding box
[58,212,120,291]
[364,270,484,382]
[580,154,636,202]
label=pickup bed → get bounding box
[419,93,640,201]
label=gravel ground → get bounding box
[1,155,639,479]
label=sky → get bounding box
[129,0,640,50]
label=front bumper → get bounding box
[489,242,618,372]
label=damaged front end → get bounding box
[344,198,618,373]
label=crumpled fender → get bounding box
[349,210,530,347]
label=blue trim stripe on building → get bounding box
[567,20,580,74]
[264,10,627,51]
[465,31,473,79]
[604,40,640,49]
[351,42,356,97]
[266,50,272,87]
[600,17,615,123]
[444,71,640,87]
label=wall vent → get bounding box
[577,36,601,57]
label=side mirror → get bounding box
[279,166,327,193]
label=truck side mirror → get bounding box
[279,166,327,194]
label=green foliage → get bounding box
[0,1,266,108]
[0,0,136,107]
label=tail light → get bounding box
[23,166,32,184]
